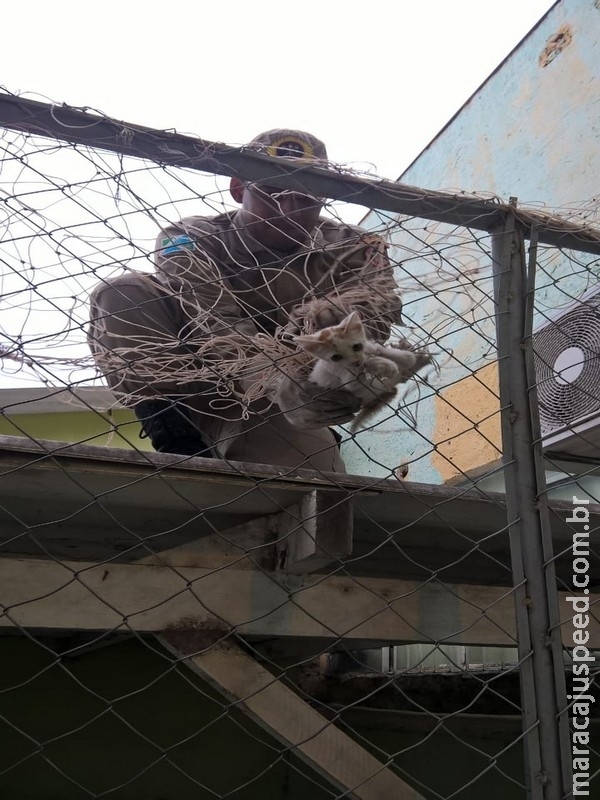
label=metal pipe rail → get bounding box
[2,91,600,255]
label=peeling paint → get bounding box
[539,23,573,66]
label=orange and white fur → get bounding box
[294,311,430,430]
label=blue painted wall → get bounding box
[344,0,600,484]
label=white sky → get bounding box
[3,0,556,182]
[0,0,560,392]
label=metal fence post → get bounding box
[492,214,572,798]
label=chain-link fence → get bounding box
[0,90,598,799]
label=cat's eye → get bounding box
[331,354,344,362]
[352,343,363,352]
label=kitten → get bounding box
[294,311,430,430]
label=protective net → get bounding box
[0,91,598,800]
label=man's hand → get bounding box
[276,377,361,429]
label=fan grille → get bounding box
[533,296,600,433]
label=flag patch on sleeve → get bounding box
[161,234,196,255]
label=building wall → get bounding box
[343,0,600,484]
[0,409,150,451]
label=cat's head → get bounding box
[294,311,367,367]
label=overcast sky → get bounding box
[0,0,560,391]
[2,0,556,181]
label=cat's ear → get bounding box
[341,311,363,333]
[316,328,333,341]
[294,338,323,357]
[293,333,319,345]
[294,331,331,356]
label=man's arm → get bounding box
[154,220,392,430]
[276,376,362,429]
[151,221,264,419]
[287,229,402,343]
[277,228,400,430]
[155,221,254,338]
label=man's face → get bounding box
[236,181,323,252]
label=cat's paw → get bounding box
[388,343,432,381]
[413,351,433,373]
[365,356,400,381]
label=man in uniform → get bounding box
[88,129,401,472]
